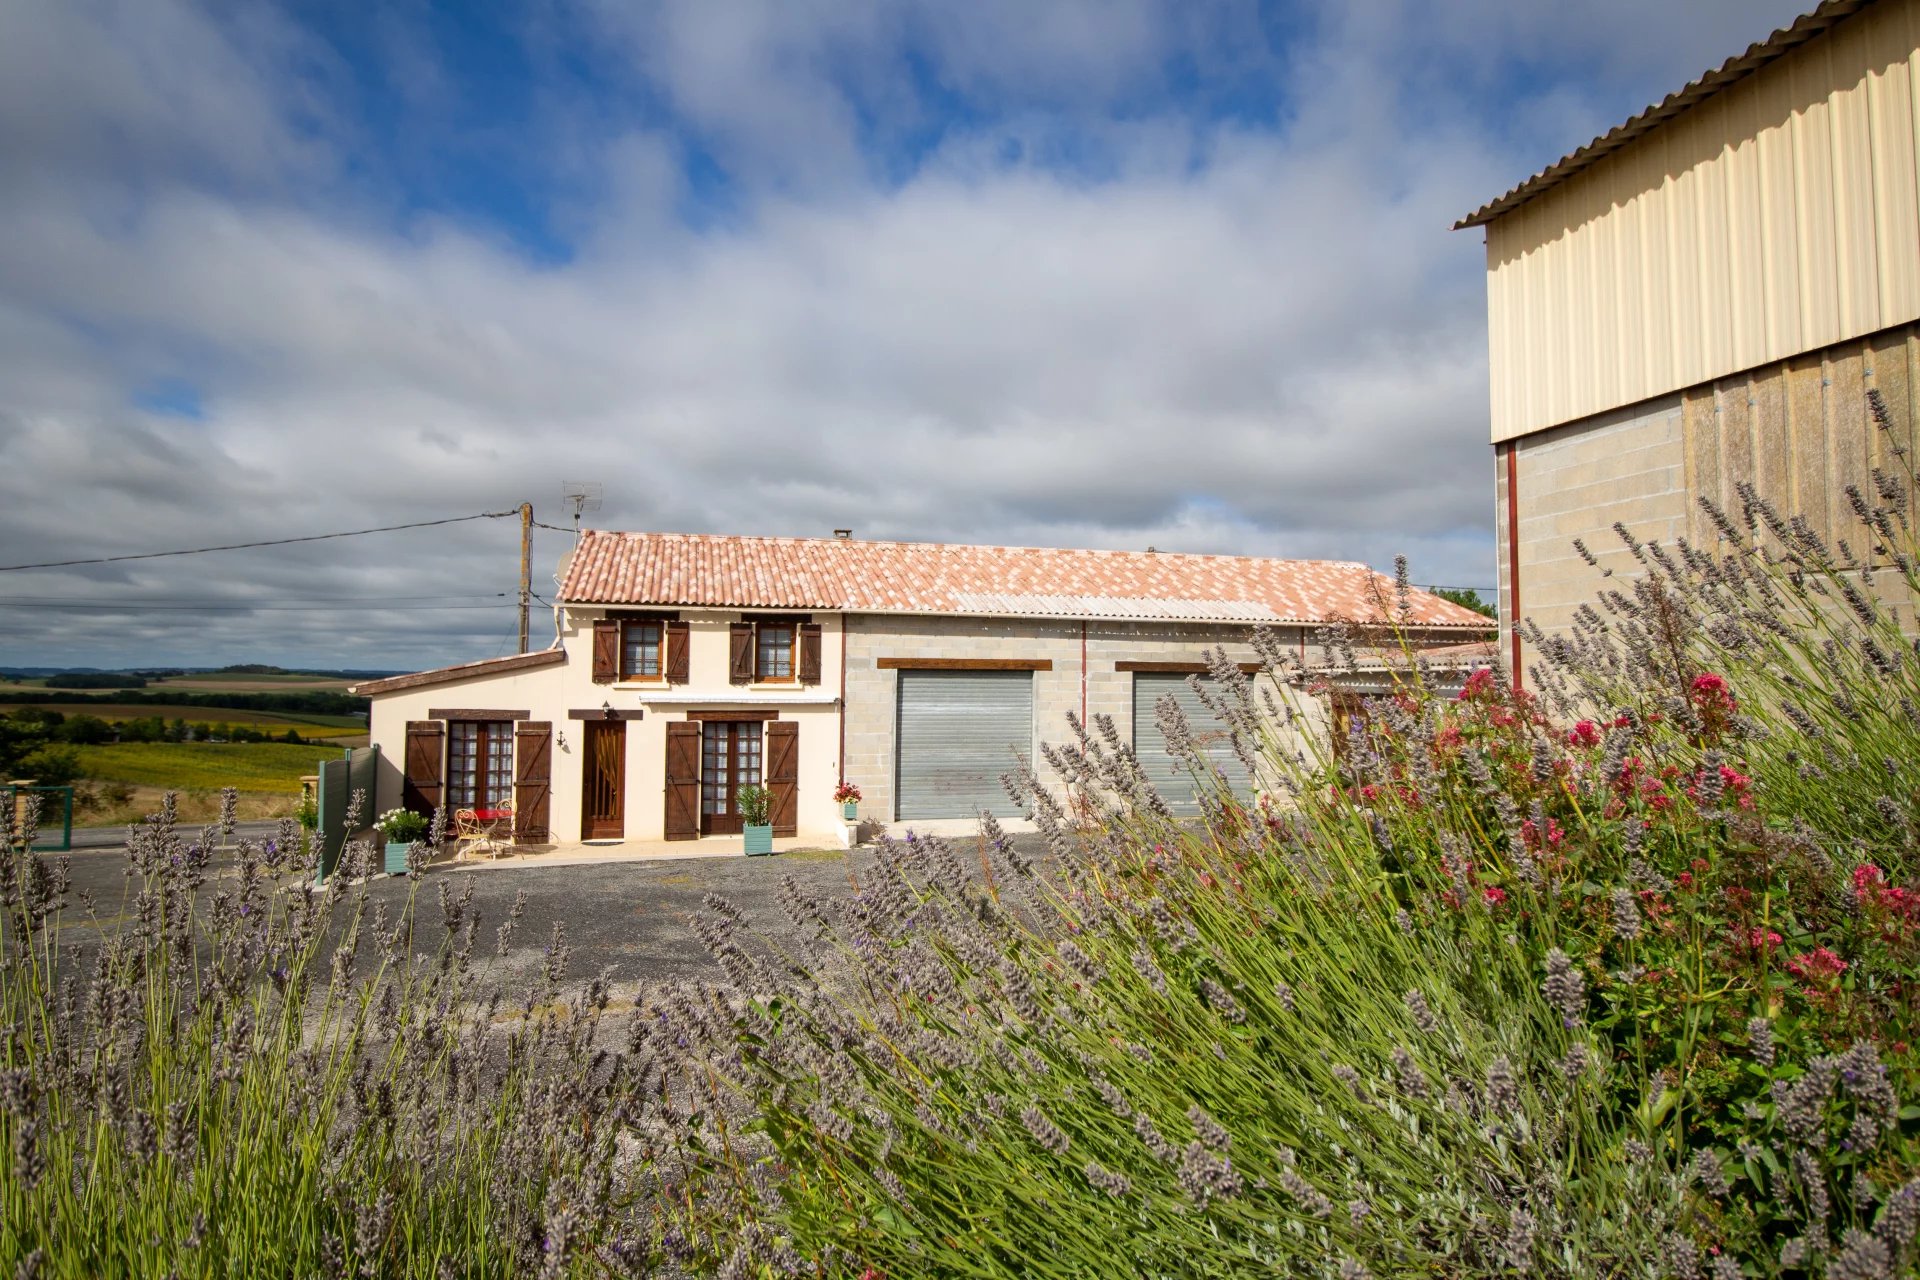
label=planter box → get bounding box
[841,801,859,821]
[743,823,774,856]
[384,841,413,876]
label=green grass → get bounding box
[69,743,338,793]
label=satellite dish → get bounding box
[561,481,603,532]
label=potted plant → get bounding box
[373,807,430,875]
[737,784,774,855]
[832,780,862,821]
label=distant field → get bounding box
[70,743,339,793]
[150,674,357,693]
[0,702,365,731]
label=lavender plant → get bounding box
[665,515,1920,1273]
[0,788,685,1277]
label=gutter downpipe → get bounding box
[1080,619,1088,730]
[1505,442,1523,691]
[838,614,849,782]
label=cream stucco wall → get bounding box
[365,657,575,833]
[369,610,848,843]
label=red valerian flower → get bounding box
[1743,927,1783,952]
[1482,886,1509,906]
[1519,816,1565,851]
[1689,672,1736,710]
[1458,667,1496,701]
[1785,948,1848,982]
[1566,720,1601,749]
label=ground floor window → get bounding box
[449,720,513,809]
[701,720,762,831]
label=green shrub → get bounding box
[14,745,81,787]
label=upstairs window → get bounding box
[622,621,663,680]
[756,623,795,681]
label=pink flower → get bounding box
[1458,668,1496,701]
[1785,948,1848,982]
[1744,927,1782,952]
[1482,886,1508,906]
[1566,720,1601,749]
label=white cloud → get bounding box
[0,0,1811,668]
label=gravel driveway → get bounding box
[46,828,1051,998]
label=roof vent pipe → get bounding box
[833,528,853,539]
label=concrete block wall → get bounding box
[1499,321,1920,683]
[1503,395,1690,678]
[842,615,1317,821]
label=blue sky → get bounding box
[0,0,1810,669]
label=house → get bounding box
[352,531,1489,845]
[1455,0,1920,678]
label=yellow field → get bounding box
[0,703,364,734]
[148,674,356,693]
[70,743,340,794]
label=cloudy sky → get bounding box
[0,0,1808,671]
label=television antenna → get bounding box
[560,481,603,533]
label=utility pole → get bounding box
[518,502,533,654]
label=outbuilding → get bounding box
[1456,0,1920,675]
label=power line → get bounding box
[0,601,518,613]
[0,592,508,607]
[0,510,522,573]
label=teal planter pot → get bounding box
[743,824,774,855]
[841,801,858,821]
[384,841,413,875]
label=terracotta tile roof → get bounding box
[1454,0,1867,229]
[350,647,565,697]
[555,531,1491,629]
[1324,639,1500,672]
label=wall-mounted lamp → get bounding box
[601,700,616,719]
[555,728,568,751]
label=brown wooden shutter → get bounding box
[664,722,702,840]
[403,720,445,816]
[592,619,619,683]
[729,623,754,684]
[665,620,690,683]
[513,722,552,842]
[797,623,822,685]
[766,720,799,837]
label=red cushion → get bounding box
[475,808,511,821]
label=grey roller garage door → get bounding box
[896,670,1033,820]
[1132,672,1254,816]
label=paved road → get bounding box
[42,828,1050,998]
[63,819,286,851]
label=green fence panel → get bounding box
[315,757,350,881]
[4,785,74,852]
[348,745,380,825]
[315,747,382,882]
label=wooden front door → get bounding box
[699,720,763,835]
[582,720,625,839]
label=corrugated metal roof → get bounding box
[554,531,1492,629]
[947,593,1284,621]
[1454,0,1874,230]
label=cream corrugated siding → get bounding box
[1485,0,1920,443]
